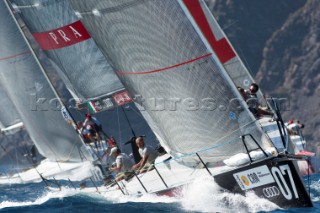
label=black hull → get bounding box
[154,156,312,208]
[214,156,313,208]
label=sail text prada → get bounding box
[33,20,91,50]
[48,25,82,45]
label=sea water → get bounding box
[0,174,319,213]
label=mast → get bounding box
[180,0,271,108]
[4,0,88,153]
[0,0,93,162]
[177,0,248,105]
[177,0,261,123]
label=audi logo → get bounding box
[262,186,280,198]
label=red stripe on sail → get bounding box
[33,20,91,50]
[0,51,31,60]
[183,0,235,64]
[117,53,212,75]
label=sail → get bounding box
[0,1,92,162]
[0,83,21,129]
[190,2,268,101]
[188,2,254,88]
[10,0,124,103]
[69,0,273,162]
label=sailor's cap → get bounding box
[110,147,118,156]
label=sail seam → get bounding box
[0,51,31,60]
[116,53,212,75]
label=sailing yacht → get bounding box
[286,120,315,176]
[0,0,103,184]
[0,83,45,182]
[0,83,26,176]
[0,0,314,209]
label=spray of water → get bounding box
[91,175,280,212]
[178,176,279,212]
[102,192,179,204]
[309,178,320,202]
[4,171,318,212]
[0,186,77,209]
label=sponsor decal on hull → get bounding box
[262,186,281,198]
[233,165,275,190]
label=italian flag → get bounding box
[87,101,98,113]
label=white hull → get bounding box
[0,159,96,184]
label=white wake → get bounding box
[179,176,280,213]
[0,173,283,212]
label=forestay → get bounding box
[69,0,273,163]
[0,1,92,162]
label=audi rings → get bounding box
[262,186,280,198]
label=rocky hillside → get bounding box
[207,0,320,153]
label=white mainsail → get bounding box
[68,0,273,162]
[0,1,92,162]
[11,0,125,105]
